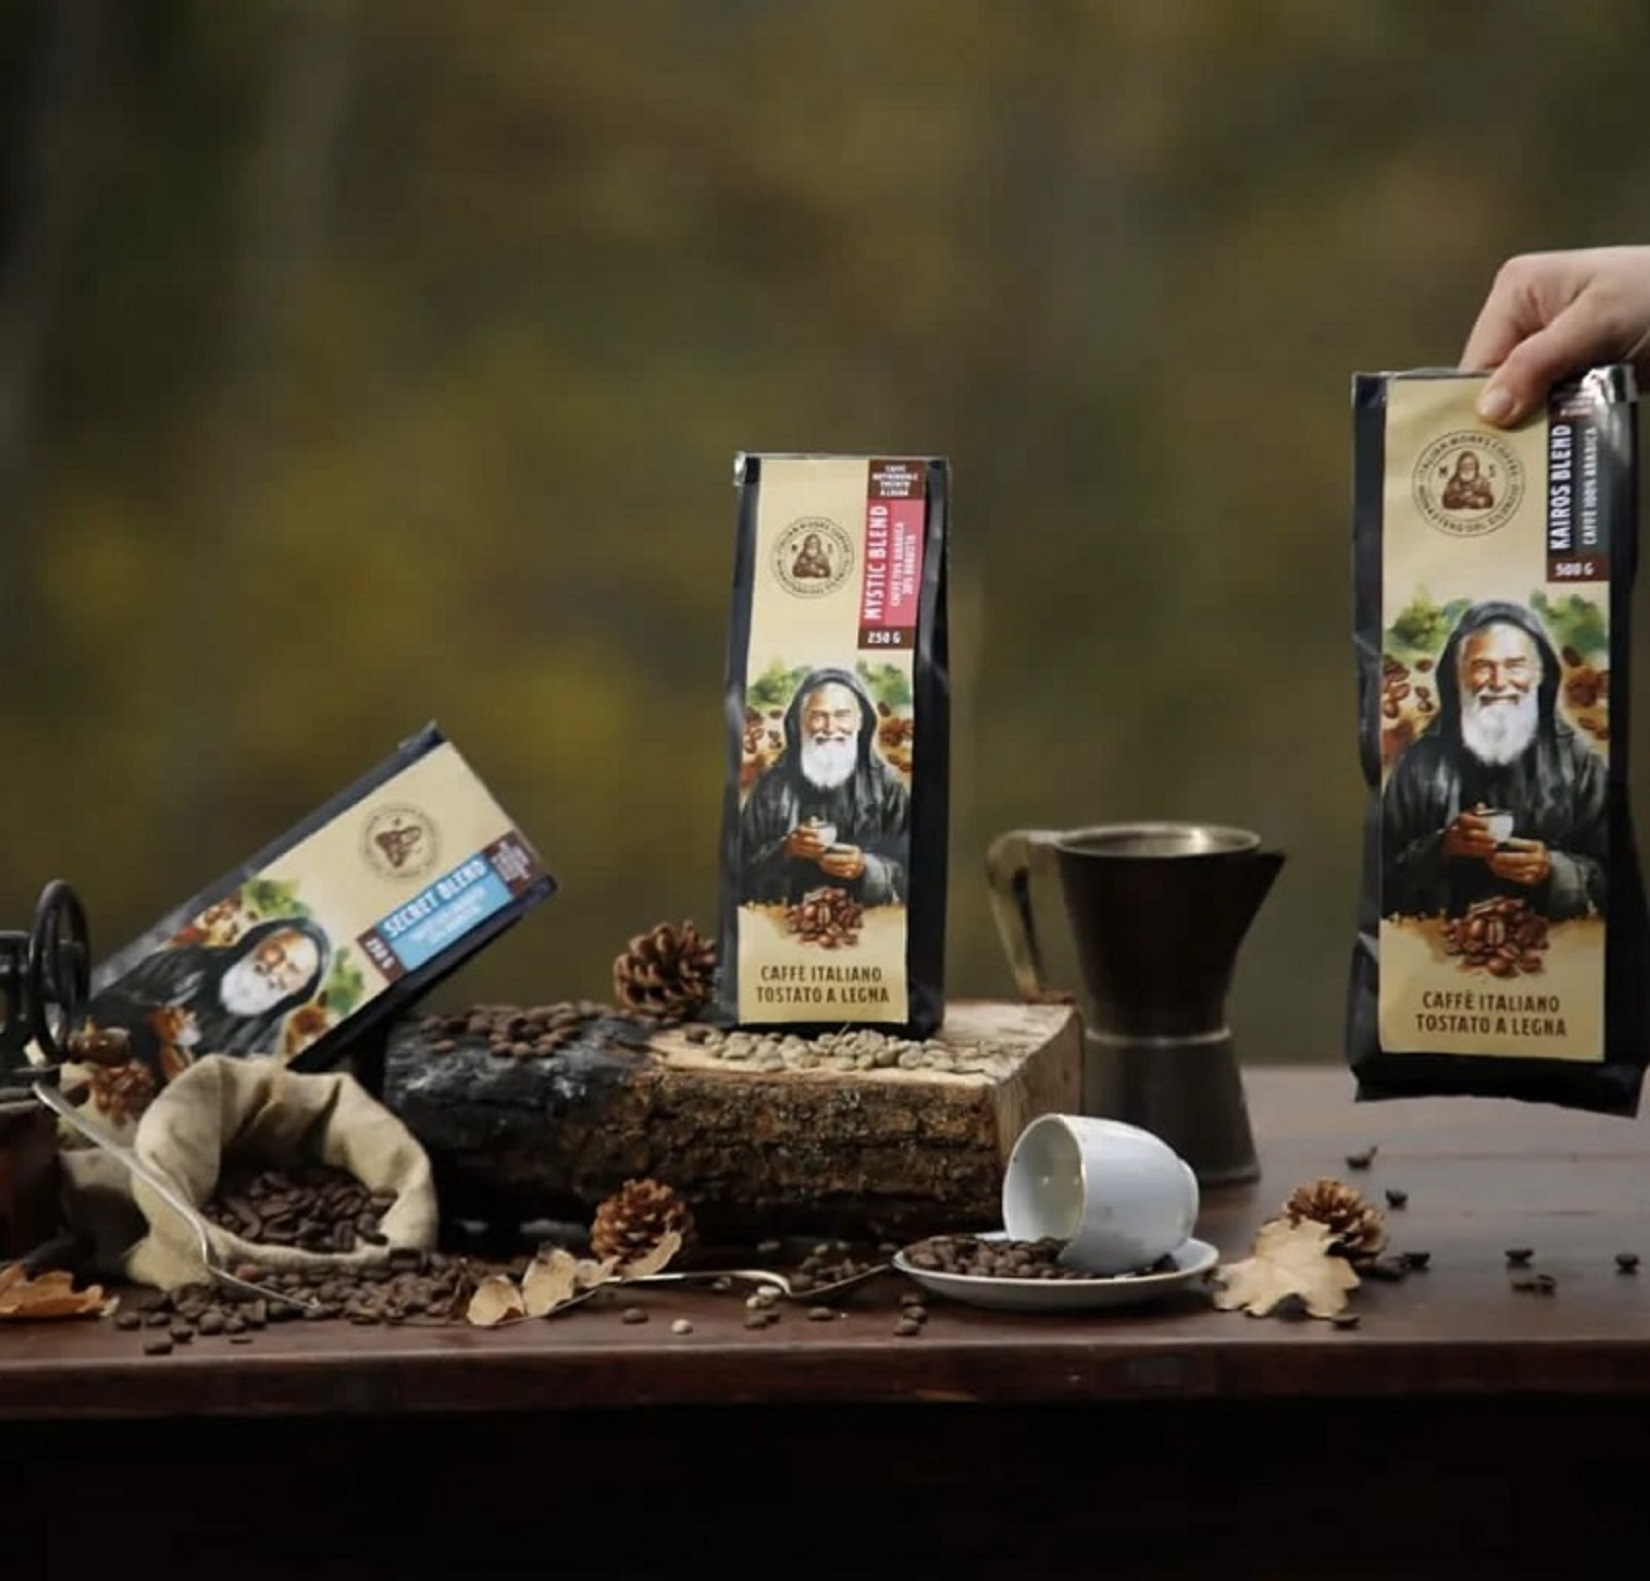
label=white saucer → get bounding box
[892,1233,1219,1313]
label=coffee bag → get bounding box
[1348,367,1649,1113]
[715,453,949,1036]
[81,724,555,1096]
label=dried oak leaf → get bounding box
[0,1263,110,1321]
[522,1247,618,1318]
[465,1273,528,1328]
[1211,1218,1360,1321]
[615,1228,683,1281]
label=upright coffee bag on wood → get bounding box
[1348,366,1650,1114]
[716,453,949,1037]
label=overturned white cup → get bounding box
[1001,1114,1199,1276]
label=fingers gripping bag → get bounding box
[1348,366,1650,1114]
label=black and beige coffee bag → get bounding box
[715,453,949,1037]
[83,724,555,1091]
[1348,367,1649,1114]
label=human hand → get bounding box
[1486,838,1551,888]
[1441,806,1498,861]
[817,844,866,881]
[1460,246,1650,426]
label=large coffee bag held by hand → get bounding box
[716,454,949,1037]
[1348,366,1650,1114]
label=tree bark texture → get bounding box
[381,999,1081,1241]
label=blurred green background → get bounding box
[4,0,1648,1066]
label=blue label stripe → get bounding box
[373,854,516,974]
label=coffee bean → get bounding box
[900,1234,1099,1280]
[784,885,863,947]
[894,1317,921,1336]
[1443,896,1549,976]
[1365,1256,1410,1282]
[621,1307,649,1324]
[788,1244,883,1291]
[142,1338,173,1356]
[202,1159,392,1256]
[114,1311,142,1331]
[425,1001,615,1061]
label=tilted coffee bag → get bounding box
[1348,367,1649,1114]
[715,453,949,1036]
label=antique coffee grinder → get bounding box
[0,880,92,1087]
[0,881,97,1258]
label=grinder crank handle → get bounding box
[27,880,90,1068]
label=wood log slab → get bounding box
[380,999,1081,1241]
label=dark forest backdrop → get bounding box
[5,0,1650,1064]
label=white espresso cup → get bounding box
[1001,1114,1200,1276]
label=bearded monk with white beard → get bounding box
[738,667,910,906]
[1382,601,1607,920]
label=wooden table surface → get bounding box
[10,1063,1650,1575]
[7,1062,1650,1418]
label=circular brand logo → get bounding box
[1412,431,1524,537]
[774,516,854,597]
[362,804,440,880]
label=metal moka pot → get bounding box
[987,823,1284,1187]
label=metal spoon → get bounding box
[622,1261,894,1301]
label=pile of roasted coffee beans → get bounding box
[1442,895,1549,977]
[85,1059,156,1126]
[901,1234,1173,1281]
[783,1241,888,1293]
[785,885,863,947]
[202,1160,396,1253]
[1380,653,1435,723]
[424,1000,614,1059]
[112,1248,477,1353]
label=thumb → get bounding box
[1475,305,1600,426]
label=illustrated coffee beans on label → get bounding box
[1348,367,1650,1114]
[715,454,950,1036]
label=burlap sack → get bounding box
[109,1054,438,1290]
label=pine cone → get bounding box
[1283,1177,1388,1264]
[612,920,716,1021]
[590,1178,696,1268]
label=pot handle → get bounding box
[984,829,1068,1004]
